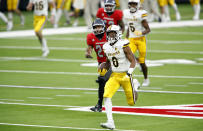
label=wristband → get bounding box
[127,68,134,74]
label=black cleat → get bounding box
[90,104,102,112]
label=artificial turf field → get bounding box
[0,3,203,131]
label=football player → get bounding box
[101,25,138,130]
[190,0,200,20]
[85,18,110,112]
[123,0,151,87]
[96,0,125,33]
[0,11,12,31]
[27,0,56,57]
[158,0,181,21]
[6,0,25,30]
[53,0,71,28]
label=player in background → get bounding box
[190,0,201,20]
[158,0,181,22]
[0,11,12,31]
[85,18,110,112]
[96,0,125,33]
[27,0,56,57]
[101,25,138,130]
[7,0,25,30]
[53,0,71,28]
[123,0,151,87]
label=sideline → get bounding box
[0,20,203,38]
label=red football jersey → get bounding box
[96,8,123,28]
[86,33,107,63]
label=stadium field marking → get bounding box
[0,99,24,102]
[84,92,97,94]
[56,95,80,97]
[0,85,203,95]
[165,84,188,87]
[0,46,203,54]
[0,20,203,38]
[1,70,203,79]
[28,97,53,100]
[152,31,203,35]
[0,101,80,108]
[0,123,139,131]
[189,82,203,85]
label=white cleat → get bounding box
[42,49,49,57]
[176,12,181,21]
[73,20,78,27]
[100,122,115,130]
[193,15,199,21]
[142,79,150,87]
[7,21,13,31]
[133,79,140,90]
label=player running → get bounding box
[96,0,125,33]
[27,0,56,57]
[100,25,138,130]
[123,0,151,87]
[85,18,110,112]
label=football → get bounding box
[99,62,110,70]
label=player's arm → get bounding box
[124,45,136,76]
[26,2,33,11]
[126,27,129,39]
[85,45,93,58]
[141,19,151,35]
[118,19,125,34]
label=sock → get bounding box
[0,12,8,23]
[42,38,48,51]
[98,77,105,107]
[104,98,113,123]
[56,9,62,24]
[172,3,178,13]
[8,12,13,21]
[195,4,200,17]
[64,10,70,22]
[164,5,170,20]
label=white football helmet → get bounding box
[128,0,140,13]
[106,25,121,44]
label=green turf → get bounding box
[0,3,203,131]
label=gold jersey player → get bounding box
[27,0,56,57]
[123,0,151,87]
[100,25,139,130]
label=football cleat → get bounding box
[142,79,150,87]
[133,79,140,90]
[176,12,181,21]
[7,21,13,31]
[100,122,115,130]
[90,104,102,112]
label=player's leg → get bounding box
[91,69,112,112]
[54,0,64,28]
[13,0,25,25]
[150,0,162,22]
[138,37,149,87]
[121,73,138,106]
[63,0,71,25]
[101,73,120,130]
[34,16,49,57]
[169,0,181,21]
[164,1,170,22]
[158,0,167,22]
[7,0,14,30]
[190,0,200,20]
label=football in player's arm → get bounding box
[96,0,125,33]
[100,25,138,130]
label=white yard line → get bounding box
[0,123,139,131]
[165,85,188,87]
[189,82,203,85]
[56,95,80,97]
[0,70,203,79]
[0,20,203,38]
[0,46,202,54]
[0,101,79,108]
[28,97,53,100]
[0,85,203,94]
[0,99,24,102]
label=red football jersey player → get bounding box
[96,0,124,33]
[85,18,109,112]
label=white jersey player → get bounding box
[101,25,138,130]
[27,0,56,57]
[123,0,151,87]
